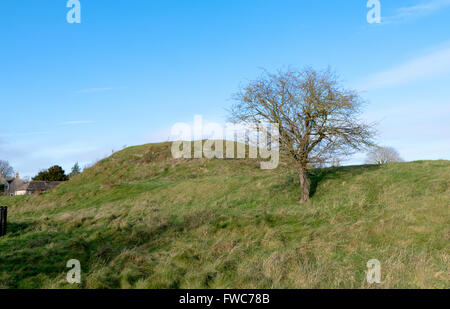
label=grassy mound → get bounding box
[0,142,448,288]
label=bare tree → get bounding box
[331,157,341,167]
[365,146,403,165]
[230,68,376,203]
[0,160,14,178]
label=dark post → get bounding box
[0,206,7,237]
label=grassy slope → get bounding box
[0,142,448,288]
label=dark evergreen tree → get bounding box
[33,165,68,181]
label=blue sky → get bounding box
[1,0,449,177]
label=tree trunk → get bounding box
[298,167,310,203]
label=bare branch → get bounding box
[230,67,377,202]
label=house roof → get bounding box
[26,181,63,192]
[15,182,30,191]
[1,177,23,186]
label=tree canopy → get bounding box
[70,162,81,178]
[230,67,376,202]
[0,160,14,178]
[366,146,403,165]
[33,165,69,181]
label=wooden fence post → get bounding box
[0,206,7,237]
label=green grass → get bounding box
[0,142,448,288]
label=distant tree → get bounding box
[70,162,81,178]
[365,146,403,165]
[33,165,69,181]
[230,67,376,203]
[331,157,341,167]
[0,160,14,178]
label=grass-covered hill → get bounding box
[0,142,448,288]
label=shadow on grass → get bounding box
[5,222,34,235]
[308,164,381,198]
[0,208,226,289]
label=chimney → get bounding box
[15,172,19,179]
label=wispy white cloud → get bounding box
[1,136,116,178]
[357,45,450,90]
[0,131,50,138]
[383,0,450,24]
[59,120,95,125]
[76,87,113,94]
